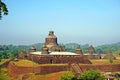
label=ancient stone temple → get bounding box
[84,45,101,59]
[103,49,116,59]
[41,45,49,54]
[88,45,96,54]
[44,31,65,52]
[76,45,83,55]
[19,31,93,64]
[19,31,102,64]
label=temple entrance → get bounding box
[50,59,53,64]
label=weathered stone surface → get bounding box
[76,45,83,55]
[8,62,120,77]
[88,45,96,54]
[45,31,65,52]
[103,49,116,59]
[27,54,91,64]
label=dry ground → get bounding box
[90,59,120,64]
[90,54,120,64]
[26,71,65,80]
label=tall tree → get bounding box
[0,0,8,20]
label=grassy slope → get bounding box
[13,59,40,67]
[13,59,68,67]
[0,59,10,65]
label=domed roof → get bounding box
[30,51,78,55]
[50,52,78,55]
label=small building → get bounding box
[88,45,96,54]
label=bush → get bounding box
[60,70,106,80]
[60,71,76,80]
[109,58,113,64]
[0,76,9,80]
[78,69,106,80]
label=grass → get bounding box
[0,68,10,80]
[0,59,10,65]
[90,59,120,64]
[13,59,68,67]
[90,56,120,64]
[13,59,40,67]
[0,59,13,80]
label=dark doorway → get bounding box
[50,59,53,64]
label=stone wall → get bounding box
[79,64,120,72]
[45,38,57,45]
[8,62,40,77]
[8,62,120,77]
[8,62,68,77]
[27,54,92,64]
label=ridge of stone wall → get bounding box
[8,62,120,77]
[79,64,120,72]
[8,62,68,77]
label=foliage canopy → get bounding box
[0,0,8,20]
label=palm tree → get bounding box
[0,0,8,20]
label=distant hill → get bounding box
[64,42,120,53]
[95,42,120,54]
[65,43,79,52]
[64,43,89,53]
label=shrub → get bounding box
[61,70,106,80]
[109,58,113,64]
[60,71,76,80]
[78,69,106,80]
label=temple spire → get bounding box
[76,45,83,55]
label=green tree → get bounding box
[60,71,76,80]
[78,69,106,80]
[61,70,106,80]
[109,58,113,64]
[0,0,8,20]
[60,70,105,80]
[9,54,14,58]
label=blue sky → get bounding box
[0,0,120,46]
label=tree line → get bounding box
[0,42,120,60]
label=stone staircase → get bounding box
[71,63,83,77]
